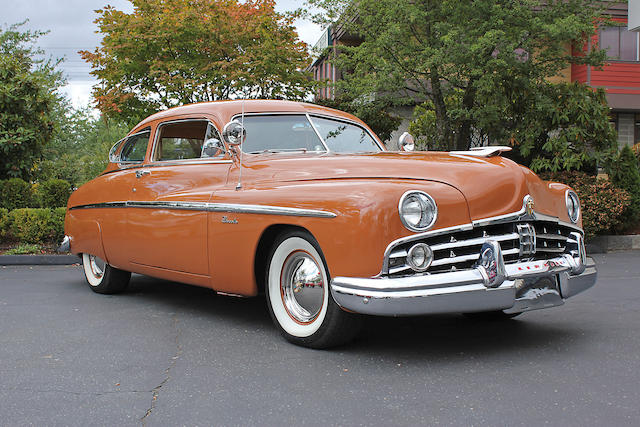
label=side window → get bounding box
[154,120,223,161]
[108,138,126,163]
[119,129,151,163]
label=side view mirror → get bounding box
[399,132,415,152]
[223,120,246,146]
[201,138,224,158]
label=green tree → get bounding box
[308,0,616,170]
[36,107,130,186]
[0,22,65,180]
[81,0,315,124]
[316,95,401,142]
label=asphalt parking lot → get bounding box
[1,251,639,426]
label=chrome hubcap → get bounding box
[281,251,324,323]
[89,255,105,280]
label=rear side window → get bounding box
[154,120,222,161]
[119,129,151,162]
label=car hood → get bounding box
[241,151,561,221]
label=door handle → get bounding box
[135,170,151,179]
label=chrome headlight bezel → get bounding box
[565,190,580,224]
[398,190,438,232]
[406,243,434,272]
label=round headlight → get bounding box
[566,190,580,223]
[407,243,433,272]
[398,191,438,232]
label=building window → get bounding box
[599,26,639,61]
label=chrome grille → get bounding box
[386,220,578,277]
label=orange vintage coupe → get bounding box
[62,100,597,348]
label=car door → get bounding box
[99,128,152,270]
[126,118,231,276]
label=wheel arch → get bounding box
[254,223,316,295]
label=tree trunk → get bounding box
[430,72,452,150]
[454,83,477,151]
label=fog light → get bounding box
[407,243,433,272]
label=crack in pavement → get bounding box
[141,314,182,426]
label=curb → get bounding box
[0,254,81,266]
[587,234,640,254]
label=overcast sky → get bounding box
[1,0,322,108]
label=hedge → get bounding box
[0,208,9,240]
[0,178,71,210]
[0,178,33,210]
[37,179,73,209]
[540,171,632,238]
[0,208,66,245]
[609,145,640,231]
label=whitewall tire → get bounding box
[82,253,131,294]
[265,230,362,348]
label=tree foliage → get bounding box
[0,22,64,180]
[308,0,616,170]
[36,107,130,186]
[608,145,640,229]
[316,95,401,142]
[82,0,315,123]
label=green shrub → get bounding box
[51,207,66,242]
[37,179,72,208]
[8,208,66,244]
[608,145,640,230]
[5,243,42,255]
[0,178,34,210]
[0,208,9,241]
[541,171,631,238]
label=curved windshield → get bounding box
[239,114,381,153]
[241,115,325,154]
[309,116,380,152]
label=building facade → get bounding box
[570,3,640,147]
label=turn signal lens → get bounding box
[407,243,433,272]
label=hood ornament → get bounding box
[524,195,535,217]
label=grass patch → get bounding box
[5,243,43,255]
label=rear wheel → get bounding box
[265,230,362,348]
[82,253,131,294]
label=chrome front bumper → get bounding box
[330,236,597,317]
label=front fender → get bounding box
[207,179,469,295]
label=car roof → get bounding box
[131,100,366,132]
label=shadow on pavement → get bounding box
[86,272,582,358]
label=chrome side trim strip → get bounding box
[68,201,337,218]
[206,203,336,218]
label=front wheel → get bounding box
[82,253,131,294]
[265,231,362,348]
